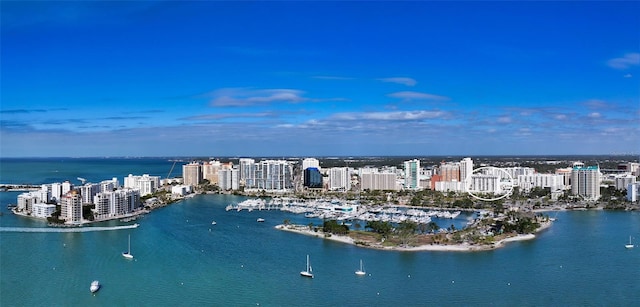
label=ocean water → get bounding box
[1,158,640,306]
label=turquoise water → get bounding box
[1,159,640,305]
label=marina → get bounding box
[226,198,466,227]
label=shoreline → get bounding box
[275,221,552,252]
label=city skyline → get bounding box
[1,1,639,157]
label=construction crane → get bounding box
[77,177,87,185]
[167,161,178,179]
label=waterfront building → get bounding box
[171,185,192,196]
[329,167,351,191]
[255,160,293,191]
[60,191,82,223]
[517,174,565,192]
[303,167,323,189]
[51,182,62,202]
[627,183,639,202]
[238,159,293,191]
[61,181,72,196]
[614,174,636,191]
[79,183,100,205]
[16,189,50,213]
[93,188,140,218]
[183,162,202,187]
[32,203,56,218]
[239,158,256,188]
[17,193,36,212]
[124,174,160,196]
[360,172,398,191]
[403,159,421,190]
[571,166,601,201]
[100,178,120,192]
[202,160,221,185]
[218,164,239,191]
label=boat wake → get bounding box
[0,223,139,233]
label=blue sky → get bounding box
[1,1,639,157]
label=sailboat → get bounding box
[122,235,134,259]
[625,236,634,249]
[355,259,366,276]
[300,254,313,278]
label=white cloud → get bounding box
[330,110,447,121]
[182,112,276,121]
[607,53,640,70]
[388,91,449,101]
[497,116,512,124]
[588,112,601,119]
[207,88,307,107]
[312,76,354,80]
[378,77,417,86]
[583,99,609,109]
[624,73,633,78]
[554,114,567,120]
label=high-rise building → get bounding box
[303,167,323,189]
[460,157,473,184]
[614,174,636,191]
[255,160,293,190]
[124,174,160,196]
[571,166,601,201]
[218,163,239,190]
[329,167,351,191]
[182,162,202,187]
[60,191,82,224]
[517,174,564,192]
[80,183,100,204]
[239,158,256,187]
[360,172,398,191]
[202,161,221,185]
[93,188,140,218]
[403,159,420,190]
[302,158,320,171]
[440,162,460,182]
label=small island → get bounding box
[276,209,553,252]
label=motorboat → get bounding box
[90,280,100,293]
[257,218,265,222]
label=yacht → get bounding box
[257,218,265,222]
[90,280,100,293]
[300,254,314,278]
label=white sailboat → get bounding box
[300,254,313,278]
[122,235,134,259]
[355,259,366,276]
[625,235,634,249]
